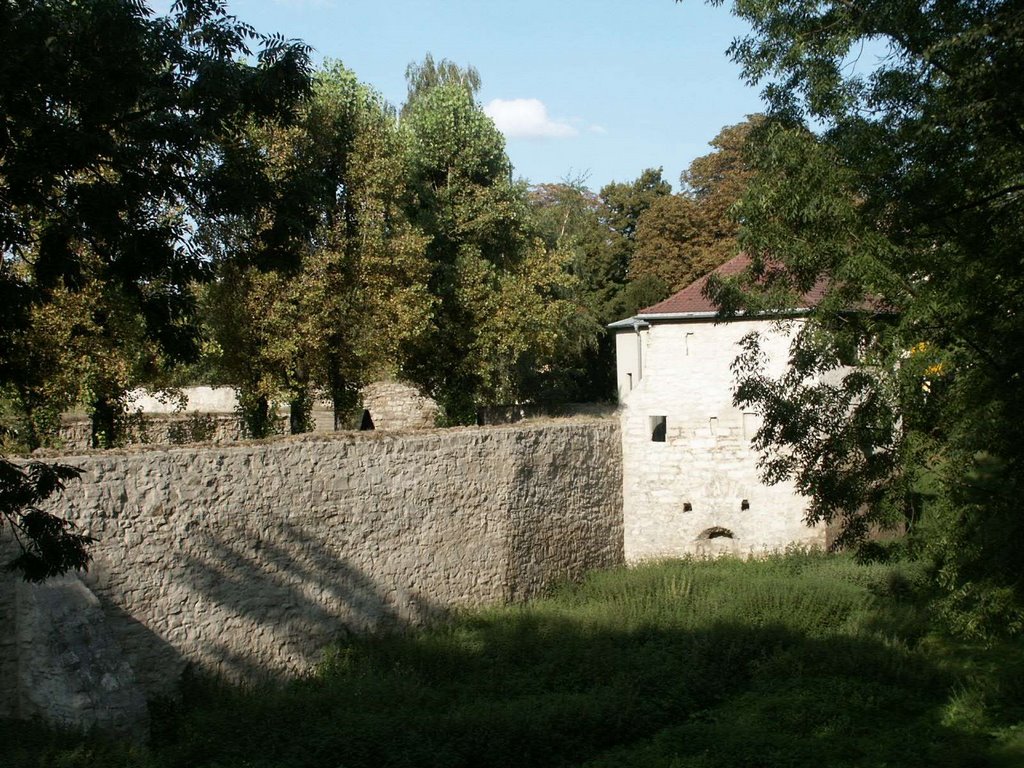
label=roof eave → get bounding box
[608,308,816,329]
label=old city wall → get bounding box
[0,420,623,726]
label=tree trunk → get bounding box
[91,395,118,449]
[289,389,312,434]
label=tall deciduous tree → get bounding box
[0,0,311,448]
[400,78,576,421]
[631,117,761,293]
[200,63,433,435]
[0,0,310,579]
[702,0,1024,634]
[596,169,674,320]
[402,53,481,118]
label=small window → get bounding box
[709,417,718,436]
[683,502,693,512]
[685,332,694,356]
[650,415,666,442]
[360,409,375,431]
[740,499,750,511]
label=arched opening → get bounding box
[698,526,735,540]
[359,409,375,431]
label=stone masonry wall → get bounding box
[0,420,622,715]
[57,414,273,452]
[361,380,439,429]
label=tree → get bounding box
[199,63,433,435]
[0,0,311,447]
[702,0,1024,634]
[401,53,481,118]
[631,117,762,293]
[0,0,311,579]
[525,179,615,401]
[401,78,584,421]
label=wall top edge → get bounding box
[17,416,621,462]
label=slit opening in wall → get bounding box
[650,415,667,442]
[360,409,375,431]
[698,527,735,540]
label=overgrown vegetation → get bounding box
[3,553,1022,767]
[703,0,1024,637]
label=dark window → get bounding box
[683,502,693,512]
[650,415,666,442]
[741,499,750,511]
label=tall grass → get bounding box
[3,551,1021,767]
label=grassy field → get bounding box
[4,551,1023,767]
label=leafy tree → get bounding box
[525,169,688,402]
[629,195,701,292]
[0,0,310,580]
[0,0,312,447]
[401,80,585,421]
[200,63,433,435]
[402,53,481,117]
[703,0,1024,634]
[525,180,615,401]
[631,117,762,293]
[594,169,673,318]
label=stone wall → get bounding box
[14,575,149,739]
[0,420,622,721]
[56,380,437,452]
[615,318,826,561]
[361,380,439,429]
[58,413,273,452]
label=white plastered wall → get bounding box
[616,318,826,562]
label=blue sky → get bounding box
[168,1,768,192]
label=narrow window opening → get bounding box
[627,372,633,390]
[650,415,667,442]
[683,502,693,512]
[699,527,735,540]
[685,332,694,356]
[709,416,718,435]
[741,499,750,511]
[360,409,375,431]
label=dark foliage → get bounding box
[0,457,90,582]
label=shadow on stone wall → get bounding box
[15,575,168,742]
[169,520,450,685]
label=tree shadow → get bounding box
[163,519,450,685]
[152,611,1017,768]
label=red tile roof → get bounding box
[636,253,828,316]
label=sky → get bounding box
[161,0,768,192]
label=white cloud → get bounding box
[484,98,579,139]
